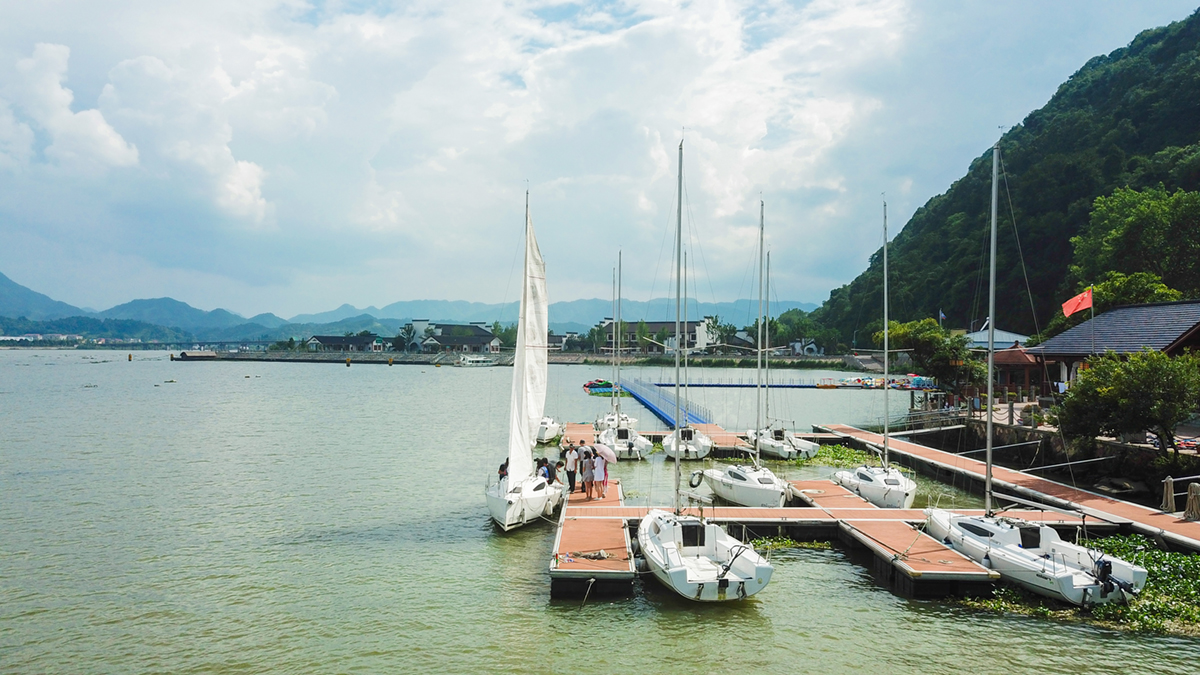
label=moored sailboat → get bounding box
[661,250,712,460]
[596,253,651,459]
[833,198,917,509]
[703,203,792,508]
[924,142,1145,606]
[639,138,773,601]
[485,193,563,531]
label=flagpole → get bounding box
[1090,285,1095,356]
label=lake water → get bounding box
[2,350,1196,674]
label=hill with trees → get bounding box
[812,10,1200,346]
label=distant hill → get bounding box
[247,313,288,329]
[0,270,818,342]
[99,298,247,331]
[813,10,1200,341]
[287,303,384,324]
[290,298,818,327]
[0,271,86,320]
[0,315,192,342]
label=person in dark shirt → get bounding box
[498,460,508,481]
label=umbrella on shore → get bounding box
[593,443,617,464]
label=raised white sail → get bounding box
[486,194,561,531]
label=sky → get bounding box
[0,0,1196,319]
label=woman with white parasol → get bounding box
[592,444,617,498]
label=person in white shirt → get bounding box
[592,453,607,500]
[563,444,579,494]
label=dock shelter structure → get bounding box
[1028,299,1200,383]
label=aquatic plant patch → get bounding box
[792,444,876,468]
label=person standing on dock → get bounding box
[581,450,594,500]
[563,443,579,494]
[592,452,606,501]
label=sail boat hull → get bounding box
[536,417,562,443]
[701,465,788,508]
[597,426,651,460]
[925,508,1146,606]
[832,465,916,508]
[638,509,772,601]
[486,476,563,531]
[662,432,713,460]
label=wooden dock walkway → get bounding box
[820,424,1200,552]
[549,480,637,598]
[548,470,1107,599]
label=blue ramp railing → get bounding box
[622,378,711,428]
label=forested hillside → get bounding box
[812,10,1200,344]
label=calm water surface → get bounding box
[2,350,1196,674]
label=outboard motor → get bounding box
[1093,558,1115,597]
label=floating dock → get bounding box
[548,473,1110,599]
[820,424,1200,552]
[549,480,637,598]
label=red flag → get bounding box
[1062,288,1093,317]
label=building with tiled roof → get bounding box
[1028,299,1200,382]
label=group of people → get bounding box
[495,443,610,502]
[560,442,608,500]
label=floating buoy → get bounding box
[346,357,351,367]
[388,357,393,366]
[128,354,132,362]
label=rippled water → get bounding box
[2,350,1195,674]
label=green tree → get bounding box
[1070,186,1200,296]
[1058,349,1200,456]
[491,321,517,349]
[635,320,650,353]
[395,324,415,351]
[875,318,983,387]
[1033,271,1183,343]
[653,326,672,353]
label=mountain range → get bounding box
[0,271,816,341]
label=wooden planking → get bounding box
[560,423,597,447]
[824,424,1200,550]
[789,479,872,509]
[693,423,751,450]
[840,519,999,581]
[552,481,635,578]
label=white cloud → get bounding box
[10,43,138,170]
[0,0,1196,317]
[0,99,34,169]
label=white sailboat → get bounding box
[703,203,792,508]
[662,250,713,460]
[924,142,1146,606]
[833,198,917,509]
[536,416,562,444]
[485,193,563,531]
[597,253,652,460]
[639,138,774,601]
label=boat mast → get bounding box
[765,251,771,434]
[611,266,617,414]
[616,251,622,419]
[756,200,764,467]
[985,141,999,514]
[883,198,889,468]
[674,139,683,515]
